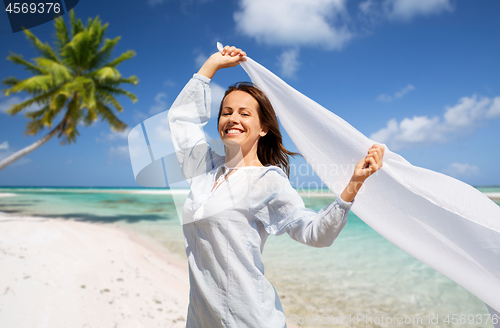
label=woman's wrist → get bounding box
[340,177,364,203]
[197,60,219,79]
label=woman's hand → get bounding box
[352,144,385,183]
[197,45,247,79]
[340,144,385,203]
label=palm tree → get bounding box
[0,10,138,171]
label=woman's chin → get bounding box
[222,139,242,147]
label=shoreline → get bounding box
[2,190,499,200]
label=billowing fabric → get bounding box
[167,74,353,328]
[238,56,500,312]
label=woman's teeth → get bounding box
[227,129,242,134]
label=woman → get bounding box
[167,45,385,328]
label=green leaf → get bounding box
[93,66,121,82]
[7,53,45,75]
[24,30,60,63]
[54,16,70,53]
[6,75,53,96]
[106,50,136,68]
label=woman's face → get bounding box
[218,90,268,151]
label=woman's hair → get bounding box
[217,82,300,177]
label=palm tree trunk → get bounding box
[0,121,64,171]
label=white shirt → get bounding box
[167,74,353,328]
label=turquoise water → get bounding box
[0,187,498,327]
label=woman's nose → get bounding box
[228,113,239,123]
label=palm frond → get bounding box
[25,106,50,120]
[81,78,96,109]
[54,16,70,53]
[49,92,68,111]
[25,117,44,136]
[87,36,121,71]
[96,100,127,131]
[97,85,138,103]
[83,107,98,126]
[2,76,20,87]
[40,103,61,127]
[34,57,73,85]
[57,94,81,144]
[24,30,60,63]
[92,66,121,82]
[70,10,85,38]
[6,53,45,75]
[5,89,58,116]
[104,75,139,87]
[4,75,53,96]
[106,50,136,68]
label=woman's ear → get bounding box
[259,126,269,137]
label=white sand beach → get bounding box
[0,210,190,328]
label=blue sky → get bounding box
[0,0,499,187]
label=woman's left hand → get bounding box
[352,144,385,183]
[340,144,385,203]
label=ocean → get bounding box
[1,186,499,327]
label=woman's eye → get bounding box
[242,113,250,116]
[222,113,230,116]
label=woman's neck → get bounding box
[224,144,263,168]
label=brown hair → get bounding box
[217,82,300,177]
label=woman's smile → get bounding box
[225,127,244,136]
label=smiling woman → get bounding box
[166,44,385,328]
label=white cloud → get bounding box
[442,162,480,178]
[359,0,376,15]
[376,84,415,102]
[0,147,32,166]
[443,95,492,127]
[0,94,41,114]
[109,145,130,158]
[486,97,500,118]
[370,94,500,150]
[277,49,300,78]
[163,79,176,87]
[98,127,131,142]
[195,53,208,69]
[376,94,392,102]
[394,84,415,98]
[383,0,453,21]
[149,92,168,115]
[210,82,226,117]
[133,109,149,122]
[234,0,352,50]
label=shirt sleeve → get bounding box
[167,74,224,184]
[250,168,353,248]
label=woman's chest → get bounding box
[183,169,253,223]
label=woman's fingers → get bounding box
[351,144,385,183]
[367,156,379,173]
[221,45,246,57]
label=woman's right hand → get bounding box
[197,45,247,79]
